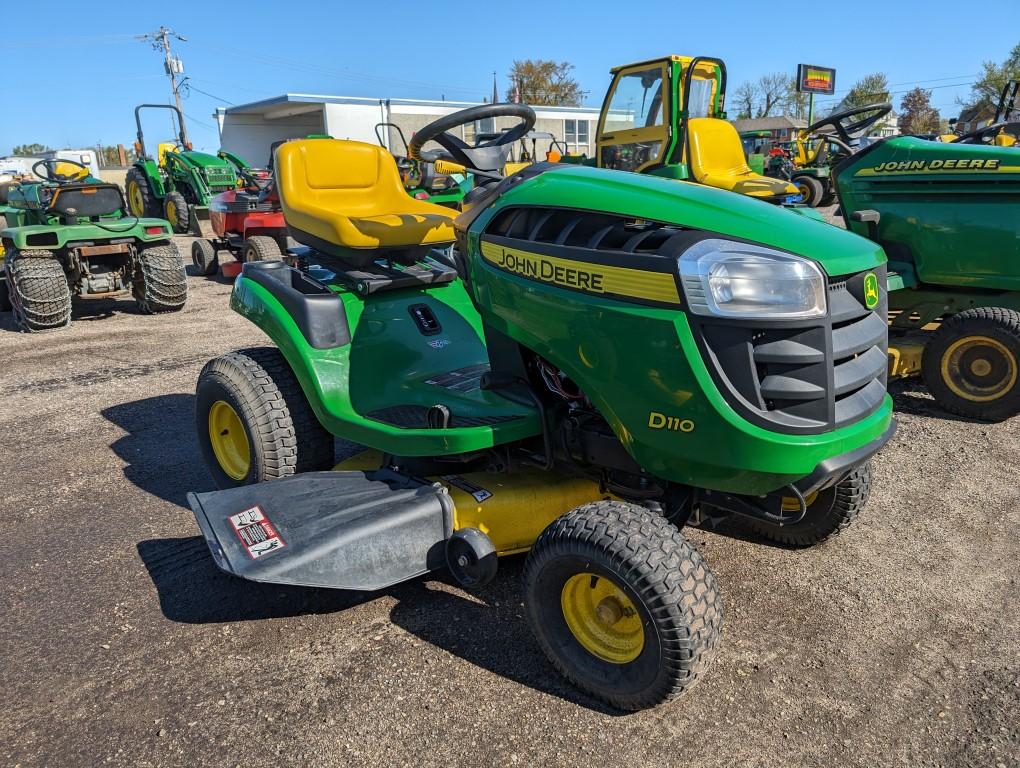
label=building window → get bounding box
[565,119,590,153]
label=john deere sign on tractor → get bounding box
[125,104,239,234]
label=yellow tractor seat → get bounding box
[687,118,800,201]
[157,142,178,167]
[275,139,456,265]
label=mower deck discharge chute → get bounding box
[189,103,894,710]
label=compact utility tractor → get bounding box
[0,159,186,331]
[125,104,239,234]
[574,56,803,205]
[187,103,894,710]
[191,154,286,279]
[835,134,1020,419]
[768,103,893,208]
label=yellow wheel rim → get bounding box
[940,335,1018,403]
[208,400,251,481]
[127,181,144,216]
[166,199,177,223]
[796,181,811,201]
[561,572,644,664]
[781,490,819,512]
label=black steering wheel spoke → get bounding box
[408,103,536,177]
[32,158,91,184]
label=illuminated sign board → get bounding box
[796,64,836,95]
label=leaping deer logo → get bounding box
[863,273,880,309]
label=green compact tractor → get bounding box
[834,135,1020,419]
[187,104,894,710]
[0,159,186,331]
[125,104,239,234]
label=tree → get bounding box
[843,73,891,108]
[755,73,789,117]
[898,88,941,135]
[963,42,1020,116]
[12,143,53,156]
[782,77,810,121]
[733,81,760,119]
[506,60,583,106]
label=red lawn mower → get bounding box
[190,153,288,279]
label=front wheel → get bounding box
[242,235,282,263]
[163,191,190,234]
[745,462,872,547]
[191,240,219,276]
[922,307,1020,421]
[195,348,334,489]
[793,175,824,207]
[524,501,723,711]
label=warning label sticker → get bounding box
[228,505,285,559]
[441,475,493,503]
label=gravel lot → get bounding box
[2,224,1018,768]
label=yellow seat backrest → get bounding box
[687,118,755,180]
[53,161,90,181]
[157,142,178,167]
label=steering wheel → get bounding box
[32,158,90,183]
[805,102,893,146]
[952,121,1014,145]
[408,103,536,177]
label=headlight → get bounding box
[678,238,826,319]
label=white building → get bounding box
[214,94,601,167]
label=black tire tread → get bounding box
[5,249,71,331]
[125,166,158,218]
[795,175,824,207]
[197,347,333,485]
[744,463,872,547]
[243,235,282,263]
[921,307,1020,421]
[133,243,187,314]
[164,190,190,233]
[525,500,723,710]
[191,239,218,276]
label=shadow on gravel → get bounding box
[888,379,986,423]
[102,393,213,508]
[137,536,620,713]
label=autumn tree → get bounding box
[755,73,789,117]
[506,60,583,106]
[898,88,941,135]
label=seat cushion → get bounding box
[688,118,799,199]
[276,139,456,251]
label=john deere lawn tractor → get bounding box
[125,104,239,234]
[0,159,186,331]
[834,134,1020,419]
[186,104,894,710]
[576,56,803,205]
[939,80,1019,147]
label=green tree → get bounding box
[506,60,583,106]
[963,42,1020,115]
[844,73,892,108]
[12,143,53,156]
[898,88,941,135]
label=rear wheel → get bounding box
[5,249,71,332]
[922,307,1020,421]
[163,191,190,233]
[125,167,157,218]
[191,239,219,276]
[743,462,872,547]
[196,348,334,489]
[524,501,723,711]
[793,175,824,207]
[242,235,282,263]
[132,243,187,314]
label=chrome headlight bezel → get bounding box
[678,238,827,319]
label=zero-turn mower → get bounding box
[125,104,239,234]
[834,132,1020,419]
[187,103,895,710]
[0,159,186,331]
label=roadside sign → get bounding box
[796,65,836,95]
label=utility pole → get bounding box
[137,26,189,146]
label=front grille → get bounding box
[692,266,888,434]
[204,166,237,187]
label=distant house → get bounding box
[730,116,807,142]
[955,103,996,134]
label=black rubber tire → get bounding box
[191,239,219,276]
[195,347,334,489]
[921,307,1020,421]
[0,276,10,313]
[242,235,282,263]
[163,191,190,234]
[125,167,158,218]
[819,189,837,207]
[524,501,723,711]
[4,249,72,332]
[743,462,872,548]
[793,175,824,207]
[132,243,187,314]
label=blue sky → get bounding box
[2,0,1017,155]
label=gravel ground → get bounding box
[1,223,1018,768]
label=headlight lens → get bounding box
[678,238,826,319]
